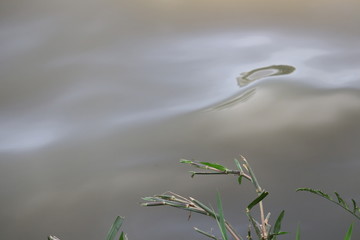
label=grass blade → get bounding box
[119,232,125,240]
[271,210,285,240]
[297,188,360,220]
[241,156,261,191]
[246,211,262,239]
[199,162,228,172]
[295,225,300,240]
[247,191,269,211]
[335,192,348,208]
[344,223,353,240]
[106,216,124,240]
[190,197,217,217]
[194,227,219,240]
[216,192,228,240]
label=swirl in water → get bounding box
[208,65,296,111]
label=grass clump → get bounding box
[142,156,286,240]
[48,156,358,240]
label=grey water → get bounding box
[1,0,360,239]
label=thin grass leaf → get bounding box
[141,202,167,207]
[106,216,125,240]
[344,223,353,240]
[119,232,125,240]
[199,162,228,172]
[335,192,348,209]
[272,232,288,236]
[297,188,360,220]
[271,210,285,240]
[238,176,243,184]
[247,191,269,211]
[246,211,262,239]
[247,224,253,240]
[296,188,332,200]
[180,159,193,164]
[190,197,217,218]
[295,225,301,240]
[351,199,357,213]
[241,156,260,191]
[194,227,219,240]
[215,193,228,240]
[234,158,244,173]
[155,194,175,200]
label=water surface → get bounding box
[1,0,360,239]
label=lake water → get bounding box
[1,0,360,239]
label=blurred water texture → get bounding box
[1,0,360,239]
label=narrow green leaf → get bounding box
[234,158,244,172]
[272,232,288,236]
[247,191,269,211]
[295,225,301,240]
[106,216,124,240]
[335,192,348,209]
[297,188,360,220]
[296,188,332,200]
[351,199,357,213]
[344,223,353,240]
[194,227,218,240]
[238,176,243,185]
[190,197,216,217]
[216,192,228,240]
[247,224,253,240]
[119,232,125,240]
[199,162,228,172]
[272,210,285,240]
[242,157,260,190]
[180,159,193,164]
[246,211,262,239]
[141,202,166,207]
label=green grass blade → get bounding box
[246,211,262,239]
[344,223,353,240]
[106,216,124,240]
[194,227,219,240]
[335,192,348,208]
[241,157,260,190]
[247,191,269,211]
[180,159,193,164]
[234,158,244,172]
[296,188,332,200]
[295,225,300,240]
[271,210,285,240]
[351,199,357,213]
[199,162,228,171]
[297,188,360,220]
[216,192,228,240]
[190,197,217,218]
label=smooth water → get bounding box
[1,0,360,239]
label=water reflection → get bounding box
[207,88,257,111]
[237,65,296,87]
[208,65,295,110]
